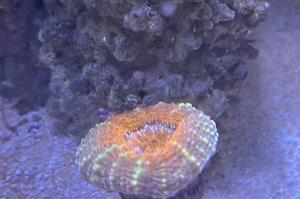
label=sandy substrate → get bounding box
[0,0,299,199]
[0,102,121,199]
[0,103,120,199]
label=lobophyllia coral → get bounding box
[76,102,218,198]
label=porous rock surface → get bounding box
[38,0,269,135]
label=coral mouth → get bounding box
[124,120,177,154]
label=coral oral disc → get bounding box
[76,102,218,198]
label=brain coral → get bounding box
[76,102,218,198]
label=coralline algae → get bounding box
[76,102,218,198]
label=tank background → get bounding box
[1,0,300,199]
[0,0,51,115]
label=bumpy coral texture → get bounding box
[39,0,269,136]
[76,102,218,198]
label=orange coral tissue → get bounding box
[76,102,218,198]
